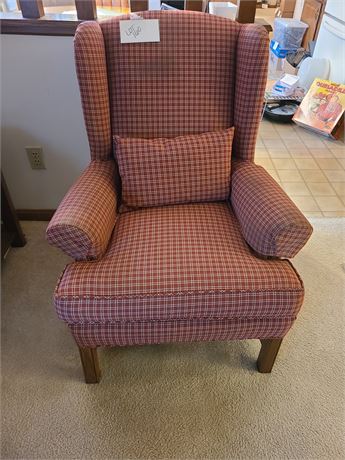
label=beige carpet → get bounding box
[1,220,345,459]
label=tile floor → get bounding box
[255,119,345,217]
[253,6,345,217]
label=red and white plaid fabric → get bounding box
[231,161,313,258]
[46,160,118,260]
[74,22,112,160]
[48,14,309,349]
[75,13,267,163]
[100,11,241,141]
[55,203,304,346]
[114,128,234,209]
[232,25,269,161]
[70,317,295,348]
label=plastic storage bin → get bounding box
[269,50,284,75]
[208,2,237,20]
[273,18,309,50]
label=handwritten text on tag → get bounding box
[120,19,160,44]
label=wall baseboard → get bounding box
[16,209,55,221]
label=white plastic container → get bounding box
[273,18,309,50]
[269,49,284,78]
[297,57,330,90]
[208,2,237,20]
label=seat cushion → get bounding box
[69,317,296,348]
[55,202,304,324]
[114,128,234,210]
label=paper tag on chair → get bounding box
[120,19,160,44]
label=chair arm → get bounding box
[46,160,117,260]
[230,161,313,258]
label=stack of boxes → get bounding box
[269,18,309,75]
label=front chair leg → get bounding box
[78,347,101,383]
[257,339,283,373]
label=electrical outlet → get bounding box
[26,147,45,170]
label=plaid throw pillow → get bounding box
[114,128,234,210]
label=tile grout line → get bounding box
[256,120,345,215]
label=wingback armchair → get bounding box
[46,11,312,383]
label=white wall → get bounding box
[1,35,89,209]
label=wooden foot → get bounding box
[257,339,283,373]
[78,347,101,383]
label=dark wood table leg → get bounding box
[78,347,101,383]
[257,338,283,373]
[1,172,26,260]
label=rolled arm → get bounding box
[230,161,313,258]
[46,160,117,260]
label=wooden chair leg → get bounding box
[257,339,283,373]
[78,347,101,383]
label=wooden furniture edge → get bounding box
[16,209,56,221]
[257,338,283,373]
[78,347,101,384]
[0,17,81,35]
[1,173,27,260]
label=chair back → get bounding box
[74,11,268,161]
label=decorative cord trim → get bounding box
[67,316,297,326]
[55,284,304,301]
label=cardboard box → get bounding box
[276,0,296,17]
[280,0,296,13]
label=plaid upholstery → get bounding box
[49,14,308,351]
[74,22,112,160]
[100,11,241,138]
[70,317,295,348]
[233,25,269,161]
[114,128,234,209]
[46,160,117,260]
[74,12,268,162]
[55,203,304,346]
[231,161,313,258]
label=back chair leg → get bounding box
[78,347,101,383]
[257,338,283,373]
